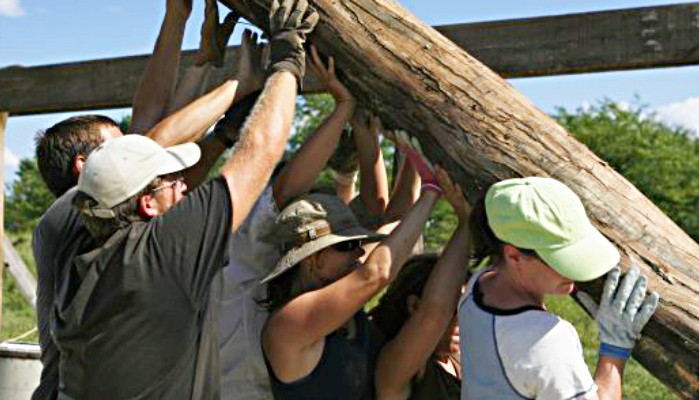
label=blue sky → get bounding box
[2,0,698,182]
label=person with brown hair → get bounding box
[371,167,471,400]
[459,177,659,400]
[259,141,452,400]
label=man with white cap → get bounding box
[459,177,659,400]
[51,0,318,398]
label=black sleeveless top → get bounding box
[409,358,461,400]
[264,312,383,400]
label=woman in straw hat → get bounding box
[260,152,455,400]
[459,177,659,400]
[370,167,471,400]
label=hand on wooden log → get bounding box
[236,29,267,98]
[395,130,438,190]
[267,0,319,84]
[212,90,261,148]
[436,167,470,222]
[596,266,660,360]
[308,45,354,106]
[196,0,239,67]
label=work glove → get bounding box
[595,266,659,360]
[328,126,359,185]
[212,91,261,148]
[267,0,319,85]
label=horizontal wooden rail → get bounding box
[0,2,698,116]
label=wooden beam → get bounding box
[1,3,698,116]
[222,0,699,398]
[0,111,7,334]
[2,236,37,308]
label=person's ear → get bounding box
[138,194,160,218]
[406,294,421,315]
[72,154,87,178]
[502,244,525,266]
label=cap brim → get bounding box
[536,224,620,282]
[261,226,387,284]
[156,143,201,176]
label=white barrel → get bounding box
[0,343,41,400]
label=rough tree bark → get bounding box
[221,0,699,397]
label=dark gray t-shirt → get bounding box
[53,178,232,399]
[33,187,93,400]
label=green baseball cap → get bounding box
[485,177,620,282]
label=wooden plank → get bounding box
[2,236,36,308]
[0,111,7,334]
[1,2,698,116]
[223,0,699,397]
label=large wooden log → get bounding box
[221,0,699,397]
[1,3,698,116]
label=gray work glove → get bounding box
[267,0,319,84]
[595,266,659,360]
[328,126,359,176]
[212,91,261,148]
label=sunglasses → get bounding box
[149,176,185,194]
[332,239,363,252]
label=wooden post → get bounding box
[221,0,699,397]
[2,236,37,308]
[0,111,7,334]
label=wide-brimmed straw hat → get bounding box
[261,193,386,284]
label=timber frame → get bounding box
[1,2,698,398]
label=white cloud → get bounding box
[4,147,20,168]
[0,0,25,17]
[655,97,699,136]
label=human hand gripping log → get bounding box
[596,266,660,360]
[267,0,319,85]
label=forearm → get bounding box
[593,356,624,400]
[334,180,356,204]
[354,123,389,217]
[166,64,213,115]
[363,191,439,283]
[222,72,297,231]
[274,100,354,206]
[384,157,420,222]
[146,79,239,147]
[130,9,187,134]
[420,222,470,314]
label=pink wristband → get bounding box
[421,183,443,195]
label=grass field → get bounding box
[1,233,677,399]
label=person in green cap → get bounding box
[458,176,659,400]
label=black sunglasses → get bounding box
[332,240,363,252]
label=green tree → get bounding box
[4,158,54,233]
[555,100,699,242]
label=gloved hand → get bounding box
[327,126,359,182]
[395,130,440,194]
[596,266,659,360]
[212,91,261,148]
[267,0,319,84]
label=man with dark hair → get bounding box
[31,0,252,398]
[35,115,122,197]
[51,0,317,397]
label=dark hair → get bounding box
[259,266,303,312]
[369,254,439,341]
[469,188,540,266]
[72,177,162,242]
[36,115,120,197]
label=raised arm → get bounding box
[352,112,390,217]
[375,168,471,400]
[383,150,420,224]
[130,0,191,134]
[273,46,356,207]
[220,0,318,232]
[266,135,442,351]
[589,267,659,400]
[166,0,239,115]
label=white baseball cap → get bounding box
[77,135,201,218]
